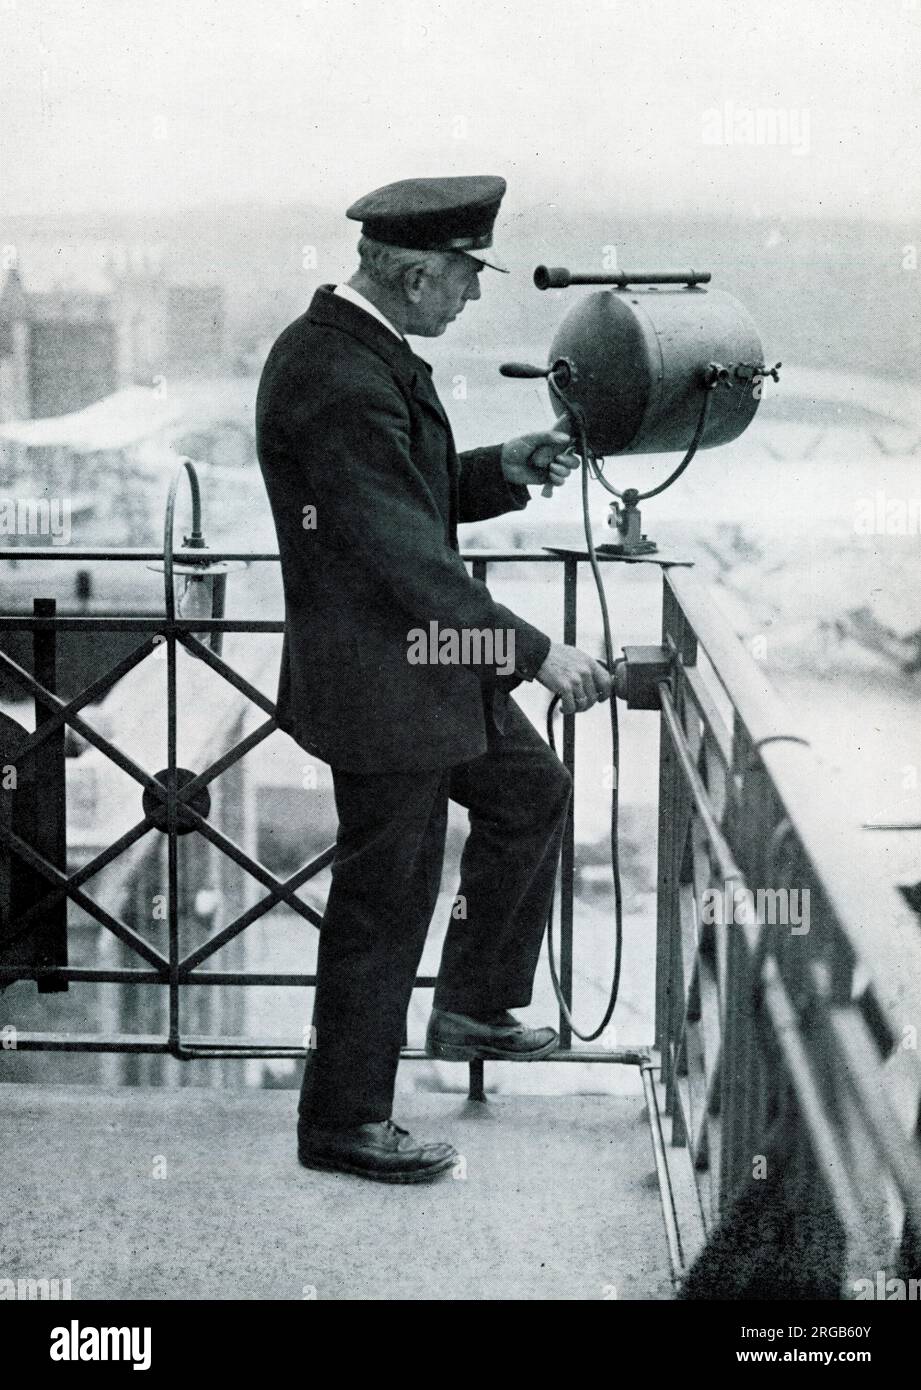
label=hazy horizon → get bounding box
[2,1,918,222]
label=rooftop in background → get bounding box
[0,378,255,453]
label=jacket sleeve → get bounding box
[284,381,551,681]
[456,445,531,523]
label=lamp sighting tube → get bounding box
[534,266,711,290]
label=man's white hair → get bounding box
[356,235,452,292]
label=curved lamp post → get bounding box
[149,458,246,658]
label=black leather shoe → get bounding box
[298,1118,458,1183]
[426,1008,559,1061]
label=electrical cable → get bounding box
[539,373,712,1040]
[542,385,622,1040]
[575,388,713,501]
[635,389,712,501]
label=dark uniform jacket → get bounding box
[255,286,552,774]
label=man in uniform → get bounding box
[256,175,612,1183]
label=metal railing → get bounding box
[656,566,921,1292]
[0,546,647,1080]
[4,544,920,1293]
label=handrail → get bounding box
[0,549,643,1070]
[1,548,571,563]
[665,566,921,1049]
[657,565,921,1296]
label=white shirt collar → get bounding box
[333,282,405,341]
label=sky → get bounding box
[0,0,918,222]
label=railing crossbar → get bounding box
[0,819,168,969]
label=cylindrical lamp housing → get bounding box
[547,286,764,456]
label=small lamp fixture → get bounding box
[148,458,245,658]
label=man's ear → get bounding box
[403,262,428,304]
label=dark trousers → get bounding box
[298,698,572,1130]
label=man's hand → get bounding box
[500,414,578,491]
[535,641,613,714]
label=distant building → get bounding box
[166,284,224,380]
[0,252,225,424]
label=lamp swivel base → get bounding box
[597,539,659,557]
[605,498,658,556]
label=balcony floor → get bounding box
[2,1080,674,1300]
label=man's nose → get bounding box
[465,276,481,302]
